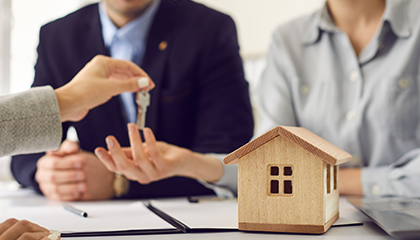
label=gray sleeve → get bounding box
[199,153,237,197]
[361,149,420,197]
[0,86,62,157]
[211,153,237,193]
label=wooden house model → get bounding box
[223,126,351,234]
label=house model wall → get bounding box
[224,126,351,234]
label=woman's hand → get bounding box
[95,123,223,184]
[55,55,154,122]
[0,218,60,240]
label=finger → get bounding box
[35,170,85,184]
[18,231,50,240]
[141,142,150,157]
[59,140,80,155]
[102,56,145,77]
[127,124,155,175]
[143,128,164,169]
[109,76,153,96]
[101,57,155,92]
[47,140,80,156]
[39,183,85,200]
[37,156,83,170]
[48,193,81,202]
[94,147,117,172]
[40,182,86,196]
[0,219,48,240]
[105,57,155,91]
[42,230,60,240]
[48,192,81,202]
[0,218,18,234]
[105,136,147,183]
[121,148,133,159]
[105,136,138,175]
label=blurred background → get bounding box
[0,0,324,183]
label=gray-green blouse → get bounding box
[257,0,420,197]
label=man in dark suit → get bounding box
[12,0,253,200]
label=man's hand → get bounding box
[35,140,114,201]
[0,218,59,240]
[54,55,154,122]
[95,123,223,184]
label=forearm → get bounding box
[54,88,79,122]
[180,152,224,183]
[339,168,363,196]
[0,87,62,157]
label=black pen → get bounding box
[63,204,88,218]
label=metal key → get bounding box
[136,90,150,129]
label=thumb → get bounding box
[48,140,80,156]
[60,140,80,154]
[110,77,155,95]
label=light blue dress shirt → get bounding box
[99,0,160,123]
[257,0,420,197]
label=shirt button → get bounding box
[398,78,409,89]
[346,111,356,121]
[300,84,310,96]
[372,185,382,196]
[350,71,359,82]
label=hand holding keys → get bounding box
[136,77,150,129]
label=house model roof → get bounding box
[223,126,352,166]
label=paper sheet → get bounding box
[150,199,362,229]
[0,188,37,198]
[0,201,174,233]
[150,199,238,229]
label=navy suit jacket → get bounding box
[12,0,253,199]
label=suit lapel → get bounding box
[85,4,109,58]
[83,5,129,144]
[141,0,175,134]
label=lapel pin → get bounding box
[159,41,168,51]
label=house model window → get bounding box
[269,165,293,196]
[334,165,338,190]
[326,164,338,194]
[284,166,292,176]
[327,164,331,194]
[271,180,279,194]
[270,166,279,176]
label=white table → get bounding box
[0,188,393,240]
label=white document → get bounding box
[0,188,36,198]
[150,199,238,229]
[0,201,174,233]
[150,199,362,229]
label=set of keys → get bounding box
[136,88,150,130]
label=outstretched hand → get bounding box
[94,123,223,184]
[95,124,191,184]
